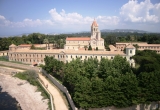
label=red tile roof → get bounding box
[18,44,32,47]
[126,44,135,49]
[9,44,16,47]
[91,20,98,27]
[66,37,90,41]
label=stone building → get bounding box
[64,20,105,51]
[8,43,136,67]
[7,20,136,67]
[115,42,160,53]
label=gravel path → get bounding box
[0,73,49,110]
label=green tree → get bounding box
[96,47,98,51]
[88,45,92,50]
[30,44,35,49]
[84,45,88,50]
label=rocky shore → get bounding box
[0,67,49,110]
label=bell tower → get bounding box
[91,19,101,40]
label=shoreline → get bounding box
[0,73,49,110]
[0,86,21,110]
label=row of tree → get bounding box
[43,50,160,109]
[0,33,67,51]
[0,32,160,51]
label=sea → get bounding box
[0,86,21,110]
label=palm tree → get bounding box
[38,35,42,44]
[43,38,49,49]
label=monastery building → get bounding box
[8,20,135,66]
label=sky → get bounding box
[0,0,160,36]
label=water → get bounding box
[0,86,21,110]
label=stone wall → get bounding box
[87,102,159,110]
[42,69,78,110]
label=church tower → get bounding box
[91,19,101,40]
[90,19,104,50]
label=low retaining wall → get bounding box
[0,61,39,72]
[42,69,77,110]
[37,78,54,110]
[87,102,159,110]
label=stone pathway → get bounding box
[38,73,68,110]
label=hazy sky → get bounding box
[0,0,160,36]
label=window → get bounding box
[80,56,82,59]
[111,57,113,59]
[101,56,102,59]
[76,56,77,58]
[66,55,68,58]
[41,55,42,57]
[71,55,72,58]
[130,50,132,54]
[85,56,87,58]
[95,56,97,59]
[58,55,59,58]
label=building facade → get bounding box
[8,43,136,67]
[115,42,160,53]
[64,20,105,51]
[7,20,136,67]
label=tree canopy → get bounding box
[42,54,160,109]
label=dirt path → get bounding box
[38,73,68,110]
